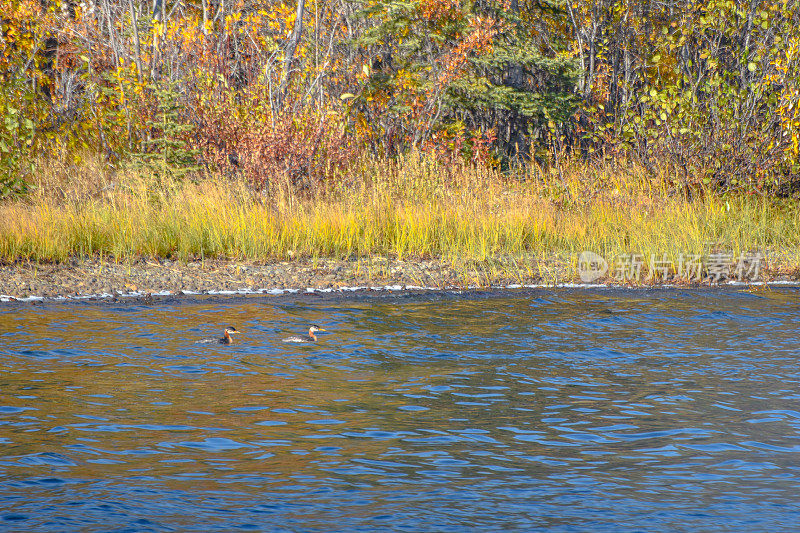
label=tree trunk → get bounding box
[127,0,143,83]
[278,0,307,112]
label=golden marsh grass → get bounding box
[1,154,799,274]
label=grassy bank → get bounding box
[1,155,799,280]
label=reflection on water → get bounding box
[1,288,800,531]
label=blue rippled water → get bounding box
[1,288,800,531]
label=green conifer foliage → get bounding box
[356,0,580,165]
[449,1,580,163]
[134,77,200,180]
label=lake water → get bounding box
[1,288,800,531]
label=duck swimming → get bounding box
[219,326,239,345]
[283,325,326,343]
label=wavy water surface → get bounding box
[1,288,799,531]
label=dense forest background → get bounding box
[2,0,800,197]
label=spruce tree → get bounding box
[135,77,200,180]
[356,0,580,165]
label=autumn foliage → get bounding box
[1,0,800,197]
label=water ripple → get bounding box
[2,288,800,530]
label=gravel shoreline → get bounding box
[0,256,572,300]
[1,255,797,301]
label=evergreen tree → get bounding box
[450,1,579,163]
[356,0,580,165]
[135,77,200,180]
